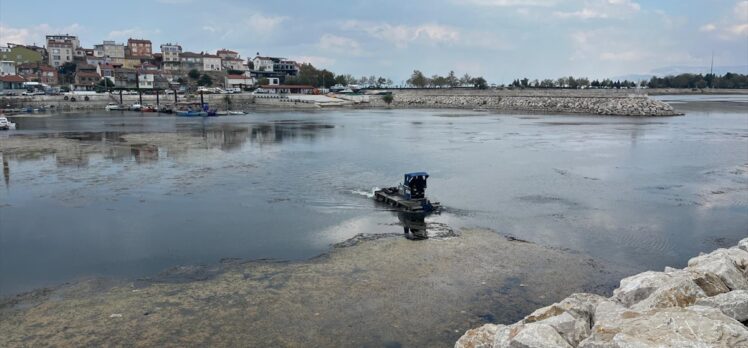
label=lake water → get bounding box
[1,96,747,295]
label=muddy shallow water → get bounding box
[0,97,746,299]
[0,96,748,346]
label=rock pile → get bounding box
[373,95,679,116]
[456,238,748,348]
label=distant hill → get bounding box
[611,65,748,82]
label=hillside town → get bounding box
[0,34,302,94]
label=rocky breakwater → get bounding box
[374,94,679,116]
[456,238,748,348]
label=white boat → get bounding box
[105,103,126,111]
[0,116,16,130]
[228,111,246,115]
[130,103,142,111]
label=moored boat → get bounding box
[0,115,17,130]
[176,110,208,117]
[105,103,126,111]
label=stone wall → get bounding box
[368,93,679,116]
[0,93,256,111]
[456,238,748,348]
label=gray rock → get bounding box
[687,268,731,296]
[538,311,590,346]
[613,270,705,309]
[456,323,502,348]
[688,249,748,291]
[739,238,748,252]
[695,290,748,322]
[494,323,573,348]
[579,305,748,348]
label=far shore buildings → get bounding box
[127,38,152,58]
[46,34,79,67]
[217,49,246,71]
[93,40,125,65]
[160,43,182,71]
[250,54,299,83]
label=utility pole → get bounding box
[709,51,714,89]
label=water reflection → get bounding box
[398,212,429,240]
[3,120,336,168]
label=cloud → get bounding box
[202,26,217,33]
[292,55,335,67]
[245,13,288,33]
[699,23,717,32]
[0,23,81,45]
[554,0,640,20]
[342,20,459,48]
[735,1,748,22]
[457,0,558,7]
[318,34,362,55]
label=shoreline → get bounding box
[0,228,636,347]
[457,238,748,347]
[4,89,738,116]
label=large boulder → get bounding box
[538,311,589,346]
[579,305,748,347]
[687,248,748,291]
[695,290,748,322]
[738,238,748,252]
[523,293,607,326]
[686,268,731,296]
[612,271,705,310]
[494,323,573,348]
[456,323,502,348]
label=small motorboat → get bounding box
[105,103,126,111]
[129,103,142,111]
[228,111,246,115]
[374,172,441,214]
[176,110,208,117]
[141,105,157,112]
[0,116,16,130]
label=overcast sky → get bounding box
[1,0,746,83]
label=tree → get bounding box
[334,74,349,86]
[382,94,394,105]
[471,76,488,89]
[447,70,459,87]
[407,70,428,88]
[188,69,200,80]
[520,77,530,88]
[227,69,244,75]
[198,74,213,86]
[376,77,387,87]
[177,77,186,85]
[97,78,114,88]
[459,73,472,86]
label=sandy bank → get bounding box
[0,229,633,347]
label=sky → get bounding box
[0,0,746,83]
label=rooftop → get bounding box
[0,75,25,82]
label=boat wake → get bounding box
[350,187,380,199]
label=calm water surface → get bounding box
[1,96,747,295]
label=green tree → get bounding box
[382,94,394,105]
[459,73,472,86]
[188,69,200,80]
[197,74,213,86]
[407,70,428,88]
[471,77,488,89]
[447,70,459,87]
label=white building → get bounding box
[0,61,16,76]
[202,54,222,71]
[252,56,275,72]
[225,74,255,89]
[161,43,182,71]
[46,34,79,67]
[93,41,125,64]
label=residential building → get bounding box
[251,54,299,83]
[217,49,244,71]
[256,84,314,94]
[0,44,44,65]
[74,64,101,90]
[114,67,137,89]
[0,61,16,76]
[225,74,255,89]
[0,75,26,91]
[97,63,117,85]
[17,63,58,85]
[93,40,125,65]
[46,34,79,67]
[127,38,152,58]
[202,54,221,71]
[122,57,142,69]
[137,68,155,89]
[160,43,182,71]
[180,52,203,72]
